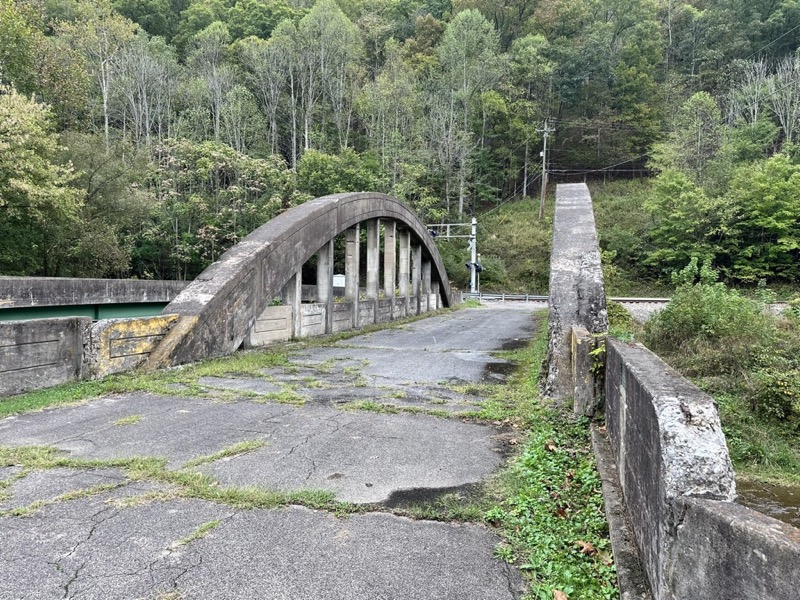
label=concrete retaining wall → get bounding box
[0,318,90,396]
[605,338,800,599]
[544,183,608,402]
[0,277,186,308]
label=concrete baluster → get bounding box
[383,221,397,309]
[366,219,380,300]
[421,259,432,313]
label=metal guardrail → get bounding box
[463,292,548,302]
[463,292,673,303]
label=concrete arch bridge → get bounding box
[144,192,454,369]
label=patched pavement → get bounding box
[0,307,537,600]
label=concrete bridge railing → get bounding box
[0,193,453,397]
[545,183,800,600]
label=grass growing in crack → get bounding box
[113,415,142,426]
[392,489,491,522]
[476,313,617,600]
[0,349,291,418]
[154,593,184,600]
[301,377,330,389]
[183,441,266,469]
[0,444,357,515]
[1,482,124,517]
[460,298,485,309]
[0,468,28,503]
[106,489,181,508]
[254,385,308,406]
[338,400,450,419]
[173,519,221,547]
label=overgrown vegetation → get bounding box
[642,260,800,483]
[478,317,616,599]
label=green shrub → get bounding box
[749,369,800,421]
[644,282,771,351]
[643,260,776,377]
[787,296,800,321]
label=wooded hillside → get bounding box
[1,0,799,283]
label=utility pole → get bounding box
[469,217,477,293]
[537,119,554,220]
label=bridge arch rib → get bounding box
[145,192,453,368]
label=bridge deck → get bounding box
[0,307,538,599]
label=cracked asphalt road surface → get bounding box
[0,307,537,599]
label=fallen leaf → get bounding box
[545,439,557,452]
[509,438,518,445]
[598,425,607,433]
[575,540,597,555]
[554,591,568,600]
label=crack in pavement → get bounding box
[62,561,86,599]
[51,504,120,599]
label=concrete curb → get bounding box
[591,425,653,600]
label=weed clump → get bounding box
[642,259,800,481]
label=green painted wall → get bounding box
[0,303,169,322]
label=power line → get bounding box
[739,70,800,115]
[744,23,800,61]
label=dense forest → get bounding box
[1,0,799,283]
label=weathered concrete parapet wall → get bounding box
[668,497,800,599]
[544,183,608,402]
[0,277,186,308]
[605,338,800,599]
[244,295,441,350]
[0,315,181,397]
[0,317,90,397]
